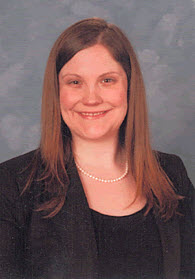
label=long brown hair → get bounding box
[23,18,182,219]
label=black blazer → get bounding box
[0,150,194,279]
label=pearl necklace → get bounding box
[75,160,128,183]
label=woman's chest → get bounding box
[80,174,147,216]
[91,208,163,279]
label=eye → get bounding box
[69,80,80,85]
[102,78,113,83]
[66,79,82,87]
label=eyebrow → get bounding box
[61,71,122,79]
[99,71,122,78]
[61,73,81,79]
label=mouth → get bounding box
[77,110,109,119]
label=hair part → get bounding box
[23,17,182,220]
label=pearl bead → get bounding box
[75,160,128,183]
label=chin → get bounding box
[76,127,119,141]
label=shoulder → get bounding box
[0,149,38,173]
[154,150,183,169]
[154,150,187,178]
[0,149,39,196]
[0,150,40,228]
[154,150,194,198]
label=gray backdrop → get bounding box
[0,0,194,184]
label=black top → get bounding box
[91,207,163,279]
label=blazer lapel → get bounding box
[156,216,180,279]
[59,161,99,278]
[27,161,98,279]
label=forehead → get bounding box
[59,44,125,76]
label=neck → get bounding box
[72,135,125,170]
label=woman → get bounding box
[0,18,194,279]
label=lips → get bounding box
[80,111,105,116]
[77,110,109,119]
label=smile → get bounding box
[81,111,105,116]
[77,110,109,119]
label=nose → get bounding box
[82,85,103,106]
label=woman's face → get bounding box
[58,44,128,142]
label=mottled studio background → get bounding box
[0,0,194,183]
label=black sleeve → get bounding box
[156,152,194,278]
[0,166,26,279]
[176,157,194,279]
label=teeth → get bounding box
[81,111,105,116]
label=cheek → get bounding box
[108,89,127,107]
[60,89,78,110]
